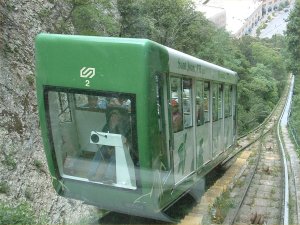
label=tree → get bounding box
[116,0,148,37]
[248,64,278,103]
[237,63,279,133]
[251,41,287,91]
[286,0,300,75]
[142,0,198,47]
[67,0,120,36]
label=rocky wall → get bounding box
[0,0,98,223]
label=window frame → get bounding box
[196,80,205,126]
[203,81,210,123]
[224,84,233,118]
[182,78,193,129]
[43,86,140,188]
[170,76,184,133]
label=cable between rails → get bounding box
[228,124,266,225]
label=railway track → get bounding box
[223,118,282,224]
[178,75,294,225]
[97,76,295,225]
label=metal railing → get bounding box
[287,121,300,149]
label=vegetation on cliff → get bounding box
[286,0,300,146]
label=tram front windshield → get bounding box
[46,89,138,190]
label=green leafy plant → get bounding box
[0,202,41,224]
[211,191,234,224]
[0,182,9,194]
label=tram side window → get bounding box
[218,84,223,120]
[224,85,232,117]
[170,77,183,133]
[196,80,204,126]
[229,85,232,116]
[183,79,193,128]
[204,82,210,123]
[212,84,218,122]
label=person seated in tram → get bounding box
[171,99,183,132]
[80,95,99,109]
[80,95,108,109]
[196,100,204,126]
[88,98,133,183]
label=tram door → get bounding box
[212,83,224,157]
[195,81,212,168]
[170,76,195,184]
[224,85,234,148]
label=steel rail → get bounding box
[227,77,291,225]
[276,76,293,225]
[223,75,292,166]
[222,76,292,225]
[277,103,289,225]
[227,124,266,225]
[277,75,297,225]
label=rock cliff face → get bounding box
[0,1,97,223]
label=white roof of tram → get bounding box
[166,47,238,84]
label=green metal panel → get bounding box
[35,34,174,215]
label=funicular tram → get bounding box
[35,34,238,221]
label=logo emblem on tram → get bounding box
[80,67,95,78]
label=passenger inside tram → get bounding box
[53,92,138,182]
[80,95,100,109]
[88,98,135,180]
[171,99,183,132]
[88,106,130,183]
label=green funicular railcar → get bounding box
[35,34,238,221]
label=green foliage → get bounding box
[211,190,234,224]
[25,188,34,201]
[71,5,102,35]
[236,36,288,134]
[34,159,43,169]
[290,76,300,139]
[39,0,286,138]
[286,0,300,146]
[0,182,9,194]
[197,27,234,65]
[286,0,300,74]
[248,65,278,104]
[2,152,17,170]
[0,202,47,224]
[251,41,286,83]
[63,0,289,135]
[38,9,51,21]
[26,74,35,87]
[72,0,91,6]
[70,0,120,36]
[141,0,198,46]
[116,0,147,37]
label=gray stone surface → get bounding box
[0,1,99,223]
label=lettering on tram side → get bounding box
[219,72,227,80]
[178,59,187,70]
[196,64,201,73]
[177,59,202,74]
[187,62,196,72]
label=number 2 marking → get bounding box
[85,80,90,87]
